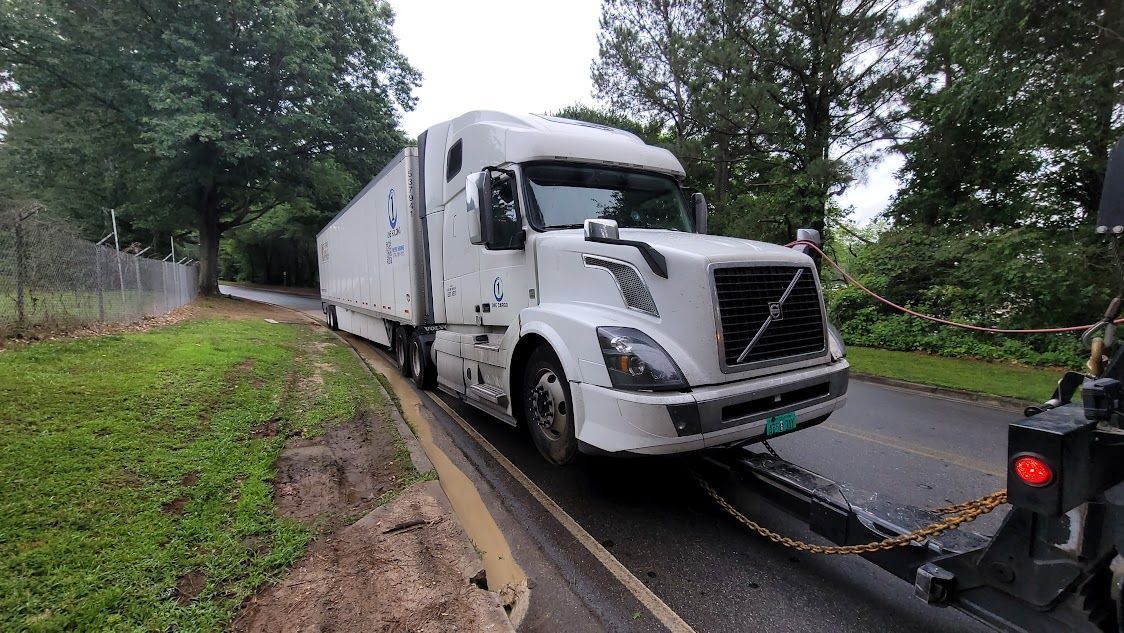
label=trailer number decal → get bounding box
[765,411,797,436]
[388,188,398,229]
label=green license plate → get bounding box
[765,411,797,436]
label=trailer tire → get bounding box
[409,331,436,389]
[394,326,410,376]
[327,305,339,331]
[523,346,578,466]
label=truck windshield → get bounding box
[522,164,692,232]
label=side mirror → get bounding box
[465,171,489,245]
[1097,135,1124,234]
[796,228,822,246]
[794,227,822,267]
[692,192,708,234]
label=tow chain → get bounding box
[693,472,1008,555]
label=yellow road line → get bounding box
[427,394,698,633]
[823,423,1005,478]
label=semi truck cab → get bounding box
[317,110,849,464]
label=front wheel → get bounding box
[522,347,578,465]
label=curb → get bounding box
[852,372,1035,412]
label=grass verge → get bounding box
[0,299,393,631]
[846,346,1063,402]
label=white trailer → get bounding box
[318,148,426,347]
[318,111,850,465]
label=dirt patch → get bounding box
[181,471,199,487]
[1,303,198,348]
[232,481,512,633]
[162,497,186,516]
[175,571,206,606]
[1,297,301,349]
[273,417,407,527]
[251,418,279,439]
[234,359,255,372]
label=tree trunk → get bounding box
[197,200,221,296]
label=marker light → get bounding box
[1012,455,1053,487]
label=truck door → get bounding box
[478,173,529,327]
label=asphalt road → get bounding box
[221,285,1018,632]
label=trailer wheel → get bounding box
[523,347,578,465]
[327,305,339,331]
[394,327,410,376]
[409,331,435,389]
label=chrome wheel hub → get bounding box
[529,370,567,438]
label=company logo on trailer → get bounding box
[387,188,398,229]
[493,277,504,302]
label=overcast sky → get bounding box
[386,0,896,225]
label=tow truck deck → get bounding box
[696,396,1124,632]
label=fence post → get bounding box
[95,244,105,322]
[133,256,143,316]
[14,215,27,325]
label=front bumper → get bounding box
[573,359,849,455]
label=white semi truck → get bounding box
[316,111,849,464]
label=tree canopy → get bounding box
[0,0,418,293]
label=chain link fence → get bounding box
[0,208,198,336]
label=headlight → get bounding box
[827,323,846,360]
[597,326,687,391]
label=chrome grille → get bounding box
[584,256,659,317]
[713,265,825,367]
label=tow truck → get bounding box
[696,135,1124,632]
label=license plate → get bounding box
[765,411,797,436]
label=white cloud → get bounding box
[838,153,903,225]
[387,0,603,139]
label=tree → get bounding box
[593,0,916,242]
[891,0,1124,228]
[0,0,418,294]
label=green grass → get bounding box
[847,346,1064,402]
[0,302,392,631]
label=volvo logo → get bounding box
[493,277,504,302]
[736,269,804,364]
[388,188,398,229]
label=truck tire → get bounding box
[409,331,436,389]
[394,326,410,376]
[522,346,578,465]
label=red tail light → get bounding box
[1013,454,1053,487]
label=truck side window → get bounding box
[446,140,462,182]
[488,175,523,249]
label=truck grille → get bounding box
[713,265,826,368]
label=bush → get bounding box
[822,224,1111,368]
[831,305,1085,367]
